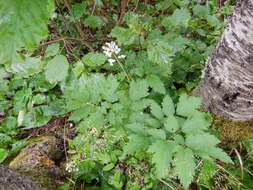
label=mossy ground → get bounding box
[213,116,253,143]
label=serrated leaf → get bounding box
[84,15,104,29]
[162,95,175,116]
[150,100,163,120]
[110,27,136,46]
[181,112,211,134]
[45,55,69,83]
[164,115,179,133]
[208,147,233,164]
[45,43,60,57]
[82,52,106,67]
[125,123,147,135]
[0,0,54,65]
[174,147,195,189]
[129,80,149,101]
[9,57,44,78]
[147,40,174,64]
[146,75,166,94]
[186,134,233,164]
[147,129,166,140]
[162,8,191,29]
[148,140,175,178]
[176,94,201,117]
[122,134,149,157]
[186,134,220,151]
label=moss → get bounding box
[213,116,253,143]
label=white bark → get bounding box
[198,0,253,121]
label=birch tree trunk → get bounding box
[198,0,253,121]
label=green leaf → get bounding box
[9,57,44,78]
[125,123,147,135]
[0,148,8,163]
[162,95,175,116]
[174,147,195,189]
[82,52,106,67]
[71,2,86,20]
[164,115,179,133]
[147,129,166,140]
[84,15,104,29]
[176,94,201,117]
[147,40,174,64]
[185,134,233,164]
[45,55,69,83]
[199,160,217,188]
[45,43,60,57]
[122,134,149,157]
[150,100,163,120]
[0,0,54,65]
[186,134,220,151]
[162,8,191,29]
[148,140,175,178]
[181,112,211,134]
[129,80,149,101]
[110,27,136,46]
[146,75,166,94]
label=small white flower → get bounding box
[102,41,127,65]
[65,161,78,173]
[118,55,126,59]
[108,58,116,66]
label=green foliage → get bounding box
[0,0,236,189]
[45,55,69,83]
[0,0,54,66]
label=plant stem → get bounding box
[114,55,131,81]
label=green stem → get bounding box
[113,54,131,81]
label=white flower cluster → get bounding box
[102,41,126,66]
[65,161,79,173]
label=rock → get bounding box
[9,136,64,189]
[0,166,44,190]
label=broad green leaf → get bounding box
[150,100,163,120]
[110,27,136,46]
[82,52,106,67]
[181,112,211,134]
[169,8,191,28]
[84,16,104,29]
[147,40,174,64]
[186,134,233,164]
[71,2,86,20]
[122,134,149,157]
[176,94,201,117]
[148,140,175,178]
[45,55,69,83]
[147,129,166,140]
[146,75,166,94]
[186,134,220,151]
[208,147,233,164]
[0,148,8,163]
[164,115,179,133]
[129,80,149,101]
[162,95,175,116]
[125,123,147,135]
[0,0,54,65]
[174,147,195,189]
[9,57,44,78]
[45,43,60,57]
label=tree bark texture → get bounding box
[198,0,253,121]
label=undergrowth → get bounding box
[1,0,253,190]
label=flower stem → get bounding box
[114,55,131,81]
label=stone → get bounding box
[9,136,64,189]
